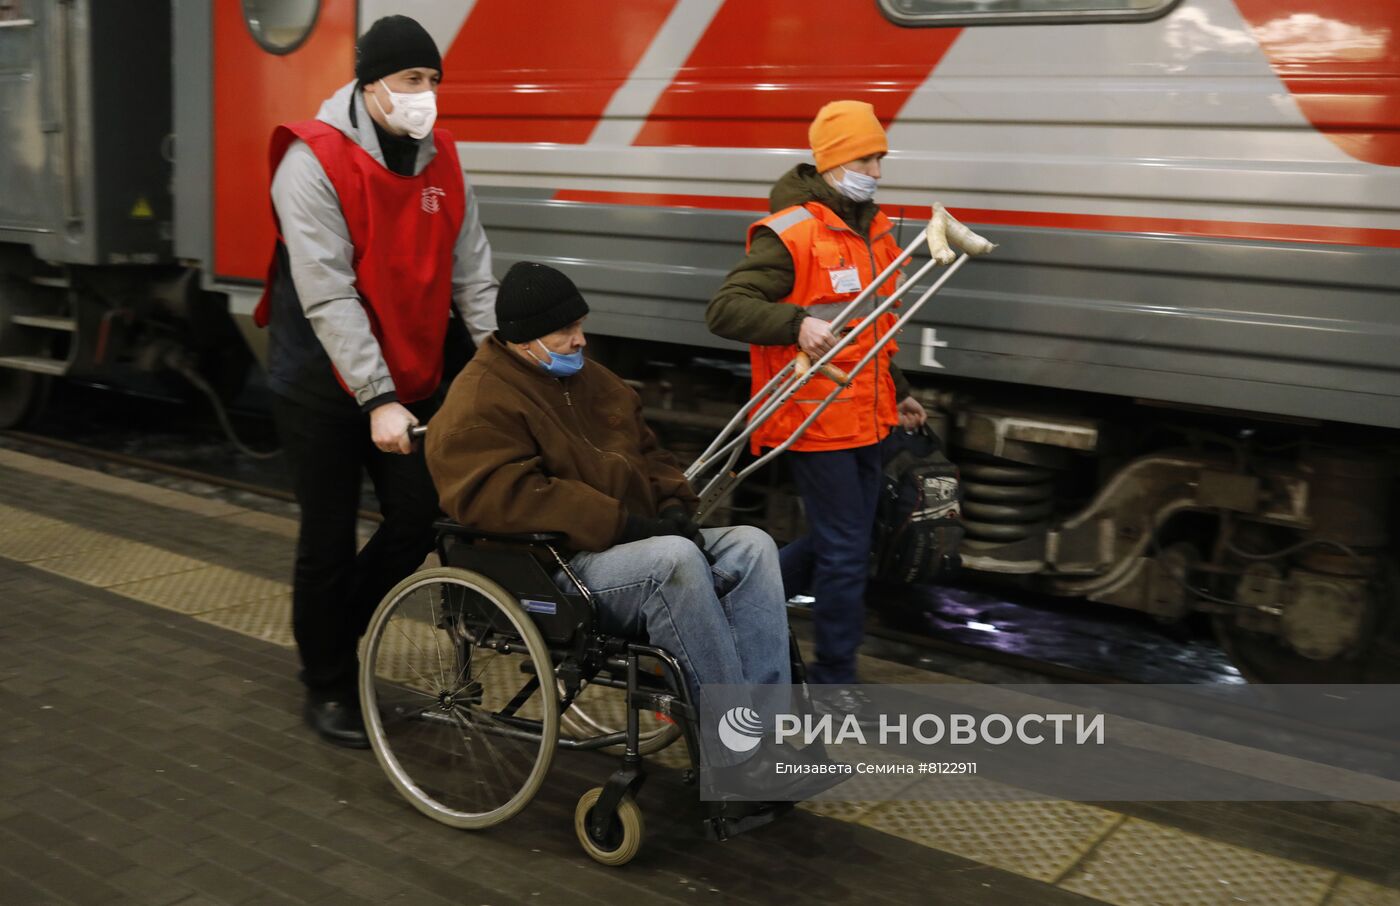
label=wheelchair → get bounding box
[358,520,801,866]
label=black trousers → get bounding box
[271,393,442,700]
[778,442,883,684]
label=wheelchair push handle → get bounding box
[406,424,429,444]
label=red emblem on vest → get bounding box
[421,186,446,213]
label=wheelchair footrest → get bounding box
[703,801,793,842]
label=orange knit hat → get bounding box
[808,100,888,173]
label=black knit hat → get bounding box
[355,16,442,85]
[496,262,590,343]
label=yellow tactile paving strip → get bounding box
[196,595,298,645]
[110,565,288,615]
[0,519,117,561]
[867,796,1125,884]
[39,540,211,588]
[1061,818,1336,906]
[1329,877,1400,906]
[0,446,1396,905]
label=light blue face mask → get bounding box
[528,340,585,377]
[834,165,878,203]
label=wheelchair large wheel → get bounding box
[360,566,559,830]
[561,679,684,756]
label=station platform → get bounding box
[2,442,1400,906]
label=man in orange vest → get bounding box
[707,101,926,696]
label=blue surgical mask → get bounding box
[528,340,585,377]
[834,165,878,203]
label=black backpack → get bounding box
[870,425,964,584]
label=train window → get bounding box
[879,0,1179,26]
[0,0,32,25]
[242,0,319,54]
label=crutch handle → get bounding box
[794,351,851,386]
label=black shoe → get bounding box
[304,697,370,749]
[811,688,879,728]
[711,740,850,802]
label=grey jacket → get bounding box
[270,81,498,409]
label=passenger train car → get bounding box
[1,0,1397,682]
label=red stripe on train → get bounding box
[551,190,1400,248]
[1234,0,1400,168]
[631,0,960,148]
[437,0,676,143]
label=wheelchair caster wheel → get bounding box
[574,787,644,867]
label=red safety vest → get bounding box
[254,120,465,404]
[747,202,902,453]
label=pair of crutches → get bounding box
[686,207,997,522]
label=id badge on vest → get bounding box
[828,266,861,294]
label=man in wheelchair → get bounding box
[424,261,795,739]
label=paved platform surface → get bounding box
[2,443,1400,906]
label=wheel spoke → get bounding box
[425,592,453,691]
[388,618,445,694]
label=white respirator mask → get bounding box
[373,79,438,140]
[833,165,879,203]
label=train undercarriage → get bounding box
[601,342,1400,686]
[0,253,251,429]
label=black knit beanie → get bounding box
[355,16,442,85]
[496,262,590,344]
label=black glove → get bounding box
[658,505,699,539]
[621,508,715,564]
[620,513,685,544]
[659,505,716,566]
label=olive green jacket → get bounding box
[706,164,912,401]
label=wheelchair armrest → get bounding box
[433,520,567,546]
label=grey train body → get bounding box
[478,191,1400,431]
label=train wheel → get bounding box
[0,370,50,429]
[574,787,645,867]
[1213,557,1400,685]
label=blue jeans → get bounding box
[556,526,791,729]
[780,442,883,684]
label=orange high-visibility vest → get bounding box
[747,202,903,453]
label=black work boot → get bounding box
[709,737,850,803]
[303,695,370,749]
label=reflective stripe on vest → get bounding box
[745,202,902,454]
[764,206,815,236]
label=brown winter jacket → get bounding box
[707,164,911,401]
[424,336,699,552]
